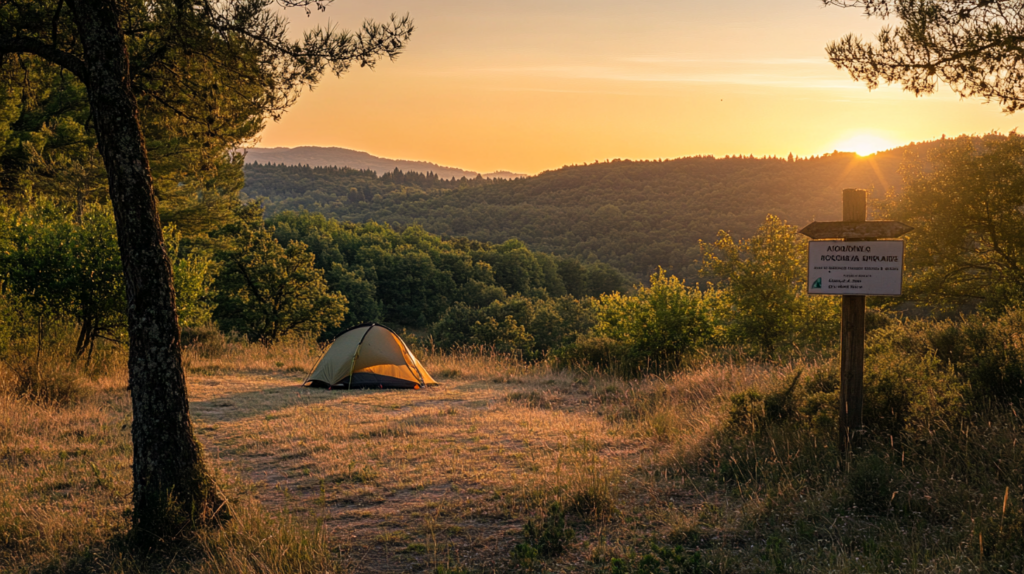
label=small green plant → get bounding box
[726,371,802,432]
[513,501,575,568]
[511,540,540,569]
[551,335,626,371]
[609,544,709,574]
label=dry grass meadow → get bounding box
[1,334,1021,573]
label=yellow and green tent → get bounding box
[303,323,435,390]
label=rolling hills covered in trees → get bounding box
[243,140,946,281]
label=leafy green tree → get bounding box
[478,239,548,297]
[0,0,412,537]
[0,201,213,358]
[469,316,535,357]
[214,222,347,343]
[0,202,123,357]
[823,0,1024,112]
[0,42,245,236]
[431,295,594,360]
[882,134,1024,311]
[584,262,630,297]
[701,215,838,353]
[592,268,713,370]
[325,265,382,330]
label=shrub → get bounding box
[870,312,1024,402]
[726,348,964,439]
[701,214,840,355]
[182,323,229,359]
[590,268,713,373]
[610,545,709,574]
[0,354,83,405]
[469,316,535,358]
[431,295,595,361]
[515,502,574,560]
[550,335,627,371]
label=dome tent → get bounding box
[304,323,436,390]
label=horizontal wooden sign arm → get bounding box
[799,220,913,240]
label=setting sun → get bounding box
[829,133,899,157]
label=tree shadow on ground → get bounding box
[26,530,208,574]
[189,384,439,423]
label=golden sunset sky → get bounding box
[256,0,1022,175]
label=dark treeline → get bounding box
[243,142,949,281]
[242,162,495,215]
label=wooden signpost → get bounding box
[799,189,912,453]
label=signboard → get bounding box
[807,240,904,296]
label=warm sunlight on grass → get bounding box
[5,335,1022,572]
[830,133,897,156]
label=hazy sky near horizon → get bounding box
[256,0,1023,174]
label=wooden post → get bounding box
[800,190,911,455]
[839,188,866,453]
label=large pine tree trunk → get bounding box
[68,0,226,540]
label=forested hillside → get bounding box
[244,141,945,280]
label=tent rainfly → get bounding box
[303,324,436,390]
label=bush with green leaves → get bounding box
[608,545,709,574]
[727,322,968,439]
[431,295,595,360]
[867,310,1024,402]
[213,220,348,343]
[549,335,627,371]
[584,268,713,373]
[0,200,212,357]
[701,214,839,355]
[511,501,574,568]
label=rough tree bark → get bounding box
[67,0,225,539]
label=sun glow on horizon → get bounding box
[830,133,900,157]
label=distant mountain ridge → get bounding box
[242,146,525,180]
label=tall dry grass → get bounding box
[0,330,344,574]
[2,328,1021,573]
[182,329,322,377]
